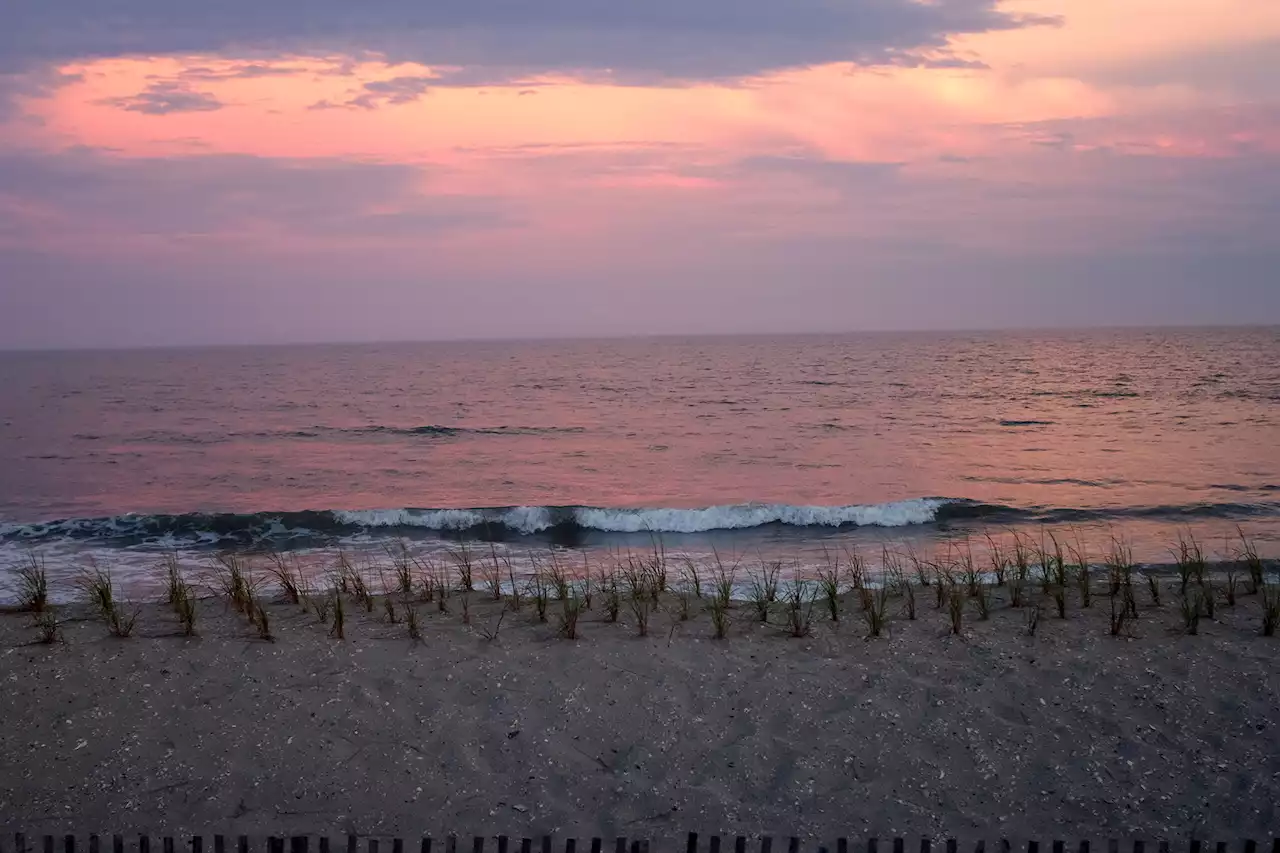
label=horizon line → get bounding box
[1,320,1276,355]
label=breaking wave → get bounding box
[2,497,1277,547]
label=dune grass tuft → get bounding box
[708,550,737,639]
[973,579,991,621]
[749,560,782,623]
[1261,584,1280,636]
[784,578,816,638]
[405,600,422,642]
[530,568,551,623]
[557,588,584,640]
[329,588,345,640]
[624,563,653,637]
[387,539,416,597]
[1173,532,1207,597]
[1236,526,1265,595]
[483,543,506,602]
[14,552,49,613]
[265,550,303,604]
[946,584,965,635]
[35,609,61,644]
[1178,587,1202,635]
[862,581,890,638]
[175,583,198,636]
[984,532,1007,587]
[77,561,116,621]
[1066,532,1091,608]
[450,543,476,593]
[1025,602,1041,637]
[598,563,621,622]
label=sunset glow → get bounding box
[1,0,1277,346]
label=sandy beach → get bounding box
[2,577,1278,843]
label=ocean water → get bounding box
[1,328,1277,598]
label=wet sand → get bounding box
[1,586,1278,841]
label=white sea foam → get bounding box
[335,499,946,535]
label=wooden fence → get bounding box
[3,836,1277,853]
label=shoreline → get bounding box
[3,575,1279,839]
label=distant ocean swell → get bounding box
[2,498,1278,546]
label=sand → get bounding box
[1,585,1278,843]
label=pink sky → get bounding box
[0,0,1278,347]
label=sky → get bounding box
[1,0,1278,348]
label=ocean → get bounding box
[2,327,1277,598]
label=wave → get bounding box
[2,497,1278,546]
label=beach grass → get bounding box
[1066,532,1091,608]
[405,600,422,642]
[862,582,889,638]
[784,578,816,638]
[34,608,60,644]
[1025,602,1042,637]
[1237,526,1265,595]
[450,543,476,593]
[531,569,551,623]
[329,588,345,639]
[984,531,1007,587]
[1178,588,1202,635]
[77,560,116,621]
[13,552,49,613]
[175,583,197,636]
[557,588,584,639]
[945,584,964,635]
[265,550,302,604]
[749,559,782,623]
[1262,584,1279,636]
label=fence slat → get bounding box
[1190,842,1202,853]
[687,837,697,853]
[893,839,903,853]
[293,838,309,853]
[921,840,931,853]
[1243,843,1255,853]
[861,839,871,853]
[193,838,204,853]
[737,839,746,853]
[498,838,507,853]
[565,841,575,853]
[89,837,100,853]
[760,840,771,853]
[238,837,249,853]
[369,840,379,853]
[419,841,430,853]
[1029,843,1040,853]
[1134,842,1144,853]
[65,836,76,853]
[45,836,55,853]
[474,839,484,853]
[590,841,601,853]
[393,841,403,853]
[710,839,720,853]
[788,839,799,853]
[319,841,329,853]
[112,837,122,853]
[1054,842,1065,853]
[947,840,957,853]
[446,839,457,853]
[164,839,174,853]
[140,837,150,853]
[1079,842,1089,853]
[16,835,26,853]
[613,840,625,853]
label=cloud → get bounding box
[0,0,1053,80]
[0,148,515,243]
[100,80,225,115]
